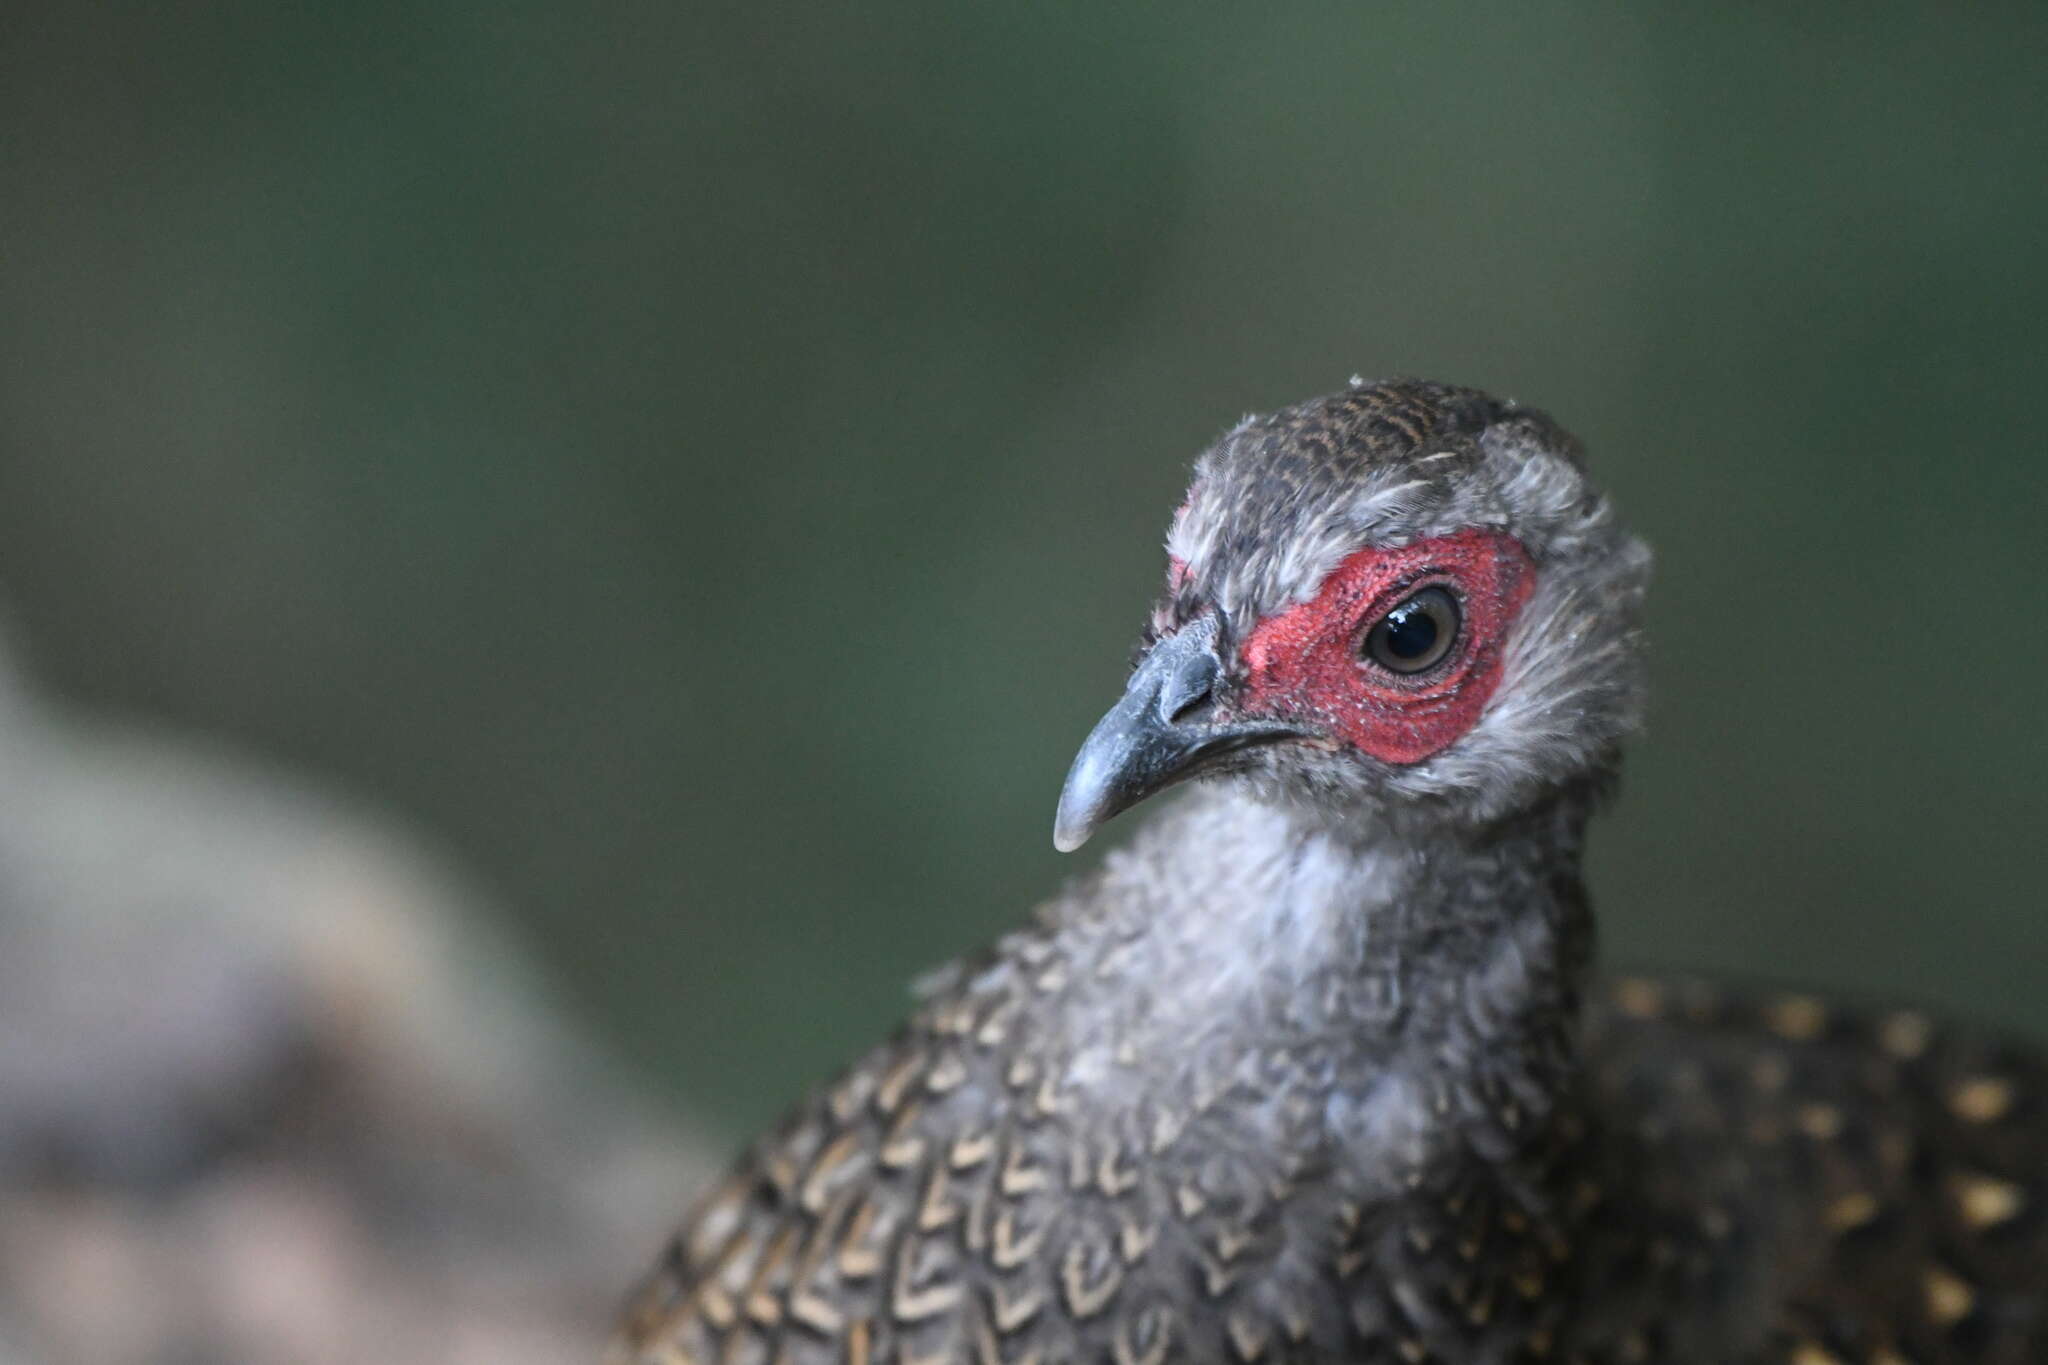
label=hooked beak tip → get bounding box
[1050,616,1312,853]
[1051,752,1115,852]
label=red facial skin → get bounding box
[1235,530,1536,765]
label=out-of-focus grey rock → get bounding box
[0,618,717,1364]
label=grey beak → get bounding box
[1053,615,1306,851]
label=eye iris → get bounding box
[1364,586,1460,675]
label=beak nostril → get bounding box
[1163,686,1215,727]
[1153,614,1223,725]
[1157,656,1217,726]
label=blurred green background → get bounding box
[2,3,2043,1138]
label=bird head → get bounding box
[1054,378,1651,851]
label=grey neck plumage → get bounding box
[1039,779,1598,1196]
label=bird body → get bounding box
[615,380,2045,1364]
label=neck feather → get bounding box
[1041,780,1597,1185]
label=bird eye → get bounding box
[1361,586,1461,675]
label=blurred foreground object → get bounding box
[0,619,715,1365]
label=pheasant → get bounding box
[612,379,2046,1364]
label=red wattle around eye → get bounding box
[1236,529,1535,764]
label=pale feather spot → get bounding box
[1764,995,1828,1042]
[1923,1265,1976,1325]
[1879,1010,1933,1060]
[1949,1075,2015,1124]
[1795,1103,1844,1142]
[1788,1343,1844,1365]
[1953,1172,2025,1229]
[1824,1191,1879,1232]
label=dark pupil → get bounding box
[1381,603,1439,659]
